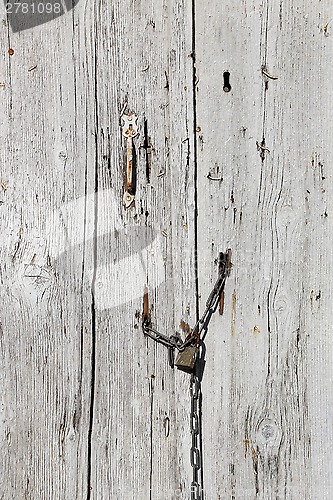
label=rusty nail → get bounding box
[219,290,225,315]
[262,68,278,80]
[143,287,149,323]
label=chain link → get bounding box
[143,251,231,356]
[142,323,182,350]
[191,482,201,500]
[190,374,201,499]
[191,251,229,341]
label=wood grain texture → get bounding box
[195,0,333,499]
[1,0,196,499]
[0,5,95,500]
[88,0,196,498]
[1,0,333,499]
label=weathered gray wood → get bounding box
[0,6,96,500]
[89,0,196,498]
[195,1,333,498]
[1,0,333,498]
[1,1,196,499]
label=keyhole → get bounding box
[223,71,231,92]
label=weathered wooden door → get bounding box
[1,1,332,499]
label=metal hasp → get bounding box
[121,113,139,209]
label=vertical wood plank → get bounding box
[0,4,98,499]
[83,0,196,498]
[0,0,197,498]
[195,1,333,499]
[195,2,265,497]
[264,2,333,497]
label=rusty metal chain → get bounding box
[143,250,231,361]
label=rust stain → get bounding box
[8,48,14,56]
[231,290,236,336]
[219,290,225,315]
[179,320,191,335]
[251,446,257,459]
[143,287,149,323]
[253,325,260,337]
[1,180,7,192]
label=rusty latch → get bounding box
[121,113,139,209]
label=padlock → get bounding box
[175,346,198,373]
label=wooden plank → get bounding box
[4,1,333,498]
[265,2,333,497]
[0,0,198,498]
[194,2,265,497]
[76,0,196,498]
[0,5,97,499]
[195,0,333,498]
